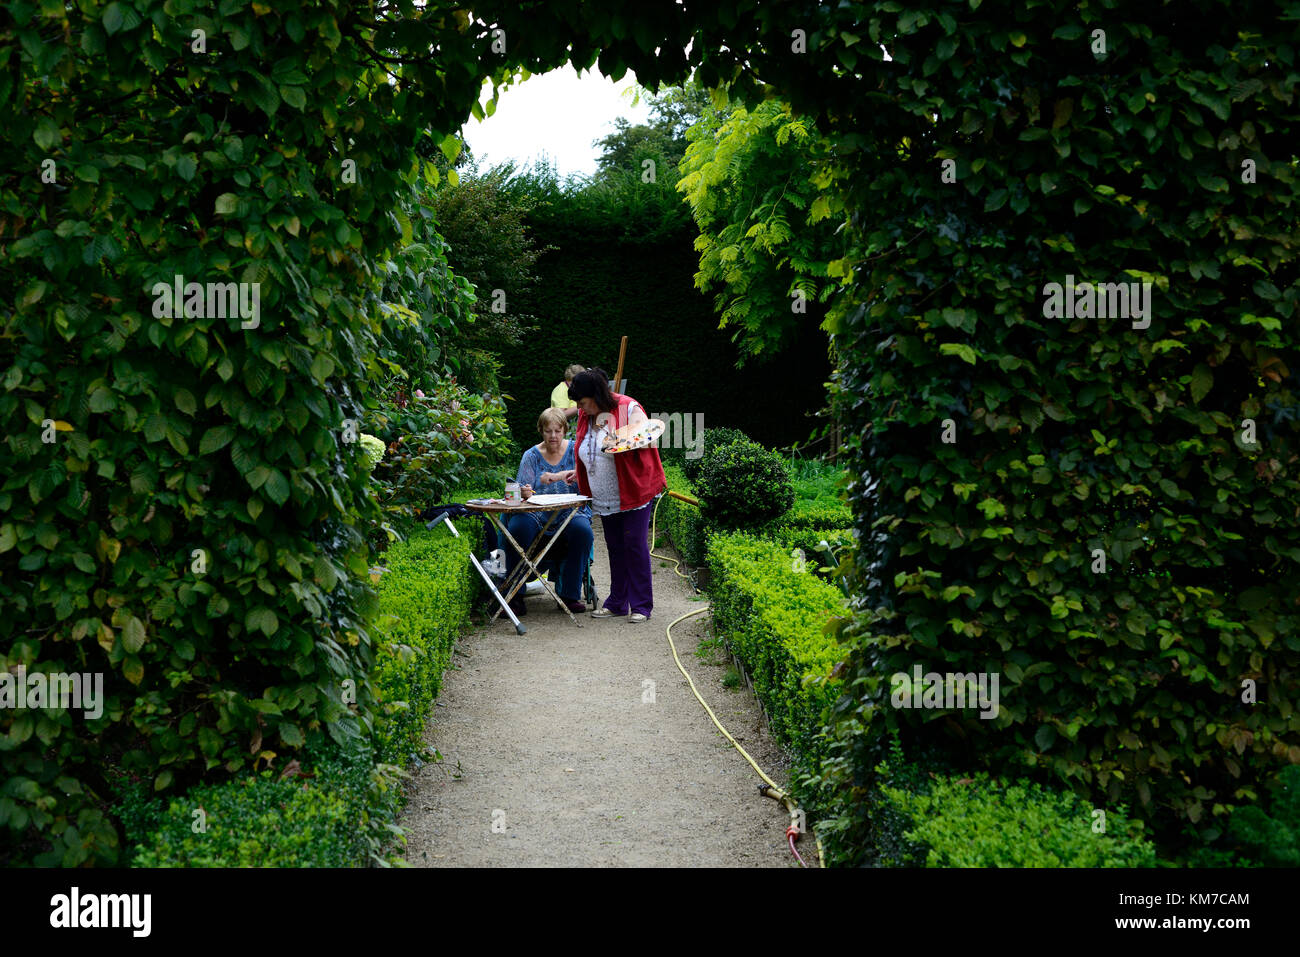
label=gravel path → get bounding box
[398,514,818,867]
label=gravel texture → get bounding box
[398,517,818,868]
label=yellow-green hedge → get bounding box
[706,532,847,773]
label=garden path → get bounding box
[398,518,816,867]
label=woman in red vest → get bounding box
[561,370,666,622]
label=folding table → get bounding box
[461,495,592,630]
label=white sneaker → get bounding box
[628,613,648,623]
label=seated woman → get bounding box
[504,408,593,616]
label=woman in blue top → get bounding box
[504,407,593,616]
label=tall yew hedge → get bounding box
[497,232,832,450]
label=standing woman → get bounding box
[564,370,666,622]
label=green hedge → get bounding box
[495,232,831,451]
[129,747,391,868]
[1227,763,1300,867]
[880,765,1156,868]
[656,464,852,568]
[764,526,855,557]
[128,522,479,866]
[372,523,479,766]
[812,3,1300,862]
[761,501,852,532]
[705,532,846,780]
[655,465,710,566]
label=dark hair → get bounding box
[568,370,617,413]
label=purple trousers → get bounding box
[599,505,653,617]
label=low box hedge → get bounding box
[705,532,847,777]
[762,525,855,557]
[656,465,709,566]
[125,521,480,866]
[372,521,479,765]
[128,745,394,868]
[880,767,1157,868]
[657,465,853,568]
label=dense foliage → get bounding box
[6,0,1296,869]
[1,0,520,865]
[678,97,845,358]
[493,221,831,449]
[794,2,1300,865]
[369,192,480,391]
[500,159,691,246]
[366,378,514,533]
[125,518,478,866]
[424,162,548,390]
[593,83,712,184]
[1228,763,1300,866]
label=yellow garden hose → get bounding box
[652,493,825,867]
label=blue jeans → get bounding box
[502,511,593,602]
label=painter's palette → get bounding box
[602,418,665,454]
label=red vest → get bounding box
[574,394,667,511]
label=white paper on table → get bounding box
[525,493,588,505]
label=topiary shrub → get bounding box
[681,427,754,483]
[694,440,795,530]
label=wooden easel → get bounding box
[613,335,628,394]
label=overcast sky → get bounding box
[460,64,655,178]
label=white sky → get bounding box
[460,64,655,178]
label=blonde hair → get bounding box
[563,363,585,382]
[537,407,567,434]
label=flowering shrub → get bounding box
[365,377,514,526]
[359,434,386,472]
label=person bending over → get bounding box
[565,370,665,623]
